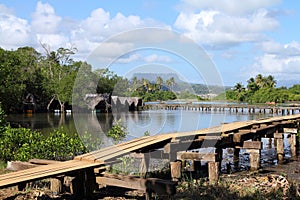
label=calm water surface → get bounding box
[7,110,274,137]
[7,110,293,171]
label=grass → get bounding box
[172,175,299,200]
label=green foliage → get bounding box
[0,103,6,130]
[224,74,297,103]
[107,120,128,142]
[176,90,198,99]
[0,126,100,162]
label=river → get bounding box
[6,108,294,172]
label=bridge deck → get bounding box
[0,160,103,189]
[0,113,299,189]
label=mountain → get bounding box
[130,72,228,95]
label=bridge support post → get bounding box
[288,134,297,158]
[274,132,284,163]
[208,148,222,184]
[244,141,262,171]
[71,168,97,199]
[140,153,150,176]
[233,148,240,169]
[170,160,182,181]
[50,176,64,194]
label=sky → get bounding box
[1,0,300,87]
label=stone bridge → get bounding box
[84,94,142,112]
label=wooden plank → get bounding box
[0,160,103,189]
[29,159,61,165]
[76,135,171,162]
[98,135,172,162]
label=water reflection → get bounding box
[7,110,274,138]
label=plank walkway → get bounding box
[0,113,300,189]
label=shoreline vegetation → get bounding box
[1,46,300,115]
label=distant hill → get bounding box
[130,72,229,95]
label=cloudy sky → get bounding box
[1,0,300,87]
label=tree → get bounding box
[255,74,264,88]
[41,46,78,112]
[156,76,163,90]
[233,83,245,101]
[265,75,276,88]
[166,77,175,91]
[0,47,44,113]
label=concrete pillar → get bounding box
[288,134,297,158]
[274,132,284,163]
[50,176,64,194]
[170,160,182,181]
[247,149,261,170]
[208,148,222,184]
[140,153,150,175]
[208,161,219,184]
[233,148,240,169]
[244,141,262,171]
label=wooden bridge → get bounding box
[144,103,300,115]
[0,114,299,198]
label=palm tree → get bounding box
[166,77,175,91]
[142,78,150,92]
[156,76,163,91]
[131,76,138,91]
[234,82,245,101]
[247,77,259,92]
[255,74,264,88]
[266,75,276,88]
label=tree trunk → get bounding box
[47,95,56,112]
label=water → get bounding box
[6,109,293,172]
[6,110,273,137]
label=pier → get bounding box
[0,114,299,198]
[143,103,300,115]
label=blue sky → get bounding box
[1,0,300,87]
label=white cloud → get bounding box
[31,2,62,34]
[175,1,280,48]
[117,53,141,63]
[0,4,14,15]
[144,54,172,63]
[0,6,31,49]
[0,2,168,60]
[179,0,281,16]
[251,41,300,79]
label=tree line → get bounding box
[224,74,300,103]
[0,46,180,114]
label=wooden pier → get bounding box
[143,103,300,115]
[0,114,299,198]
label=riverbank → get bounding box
[0,159,299,199]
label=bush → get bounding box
[107,119,127,142]
[0,126,101,162]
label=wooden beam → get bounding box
[96,173,177,195]
[177,151,217,162]
[283,128,298,134]
[243,141,262,149]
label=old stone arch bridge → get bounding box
[84,94,143,112]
